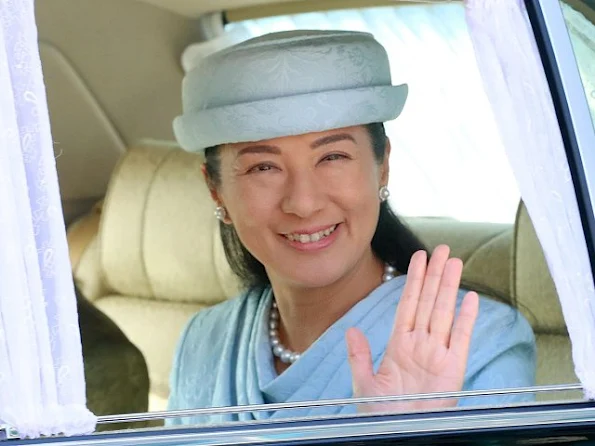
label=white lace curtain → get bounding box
[464,0,595,398]
[0,0,96,438]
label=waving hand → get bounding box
[346,245,479,413]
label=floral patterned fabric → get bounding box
[174,30,408,153]
[0,0,95,438]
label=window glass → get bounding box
[36,0,591,435]
[561,1,595,128]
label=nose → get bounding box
[280,168,325,218]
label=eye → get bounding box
[247,163,277,174]
[320,153,348,163]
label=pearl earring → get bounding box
[379,185,390,202]
[214,206,227,221]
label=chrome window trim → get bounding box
[8,402,595,446]
[97,384,584,425]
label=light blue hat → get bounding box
[174,29,408,153]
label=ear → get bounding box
[201,164,233,225]
[379,139,391,186]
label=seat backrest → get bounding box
[70,143,580,410]
[72,142,241,410]
[511,202,579,399]
[403,217,514,303]
[407,203,580,400]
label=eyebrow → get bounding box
[237,145,281,158]
[310,133,356,149]
[235,133,356,158]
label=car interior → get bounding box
[35,0,595,430]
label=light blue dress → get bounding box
[166,275,536,426]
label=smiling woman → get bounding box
[3,0,595,442]
[207,125,399,290]
[165,29,536,426]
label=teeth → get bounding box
[285,225,337,244]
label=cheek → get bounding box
[220,179,285,265]
[327,166,380,213]
[221,177,279,229]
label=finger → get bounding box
[449,291,479,361]
[392,250,427,334]
[429,257,464,346]
[346,327,374,397]
[414,244,451,331]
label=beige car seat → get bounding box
[405,205,580,401]
[70,142,241,411]
[68,142,581,413]
[512,202,580,399]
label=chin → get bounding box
[281,265,348,289]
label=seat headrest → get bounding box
[99,142,240,304]
[513,201,566,334]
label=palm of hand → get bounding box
[357,328,467,412]
[347,245,479,413]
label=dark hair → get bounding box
[204,123,429,291]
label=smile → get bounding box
[283,225,338,244]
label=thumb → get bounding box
[346,327,374,397]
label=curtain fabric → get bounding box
[0,0,96,438]
[464,0,595,399]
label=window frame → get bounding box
[526,0,595,279]
[4,401,595,445]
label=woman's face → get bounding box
[209,125,389,288]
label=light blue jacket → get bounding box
[167,275,536,426]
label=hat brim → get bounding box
[174,84,408,153]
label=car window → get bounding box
[26,0,594,437]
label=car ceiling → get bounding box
[136,0,300,18]
[134,0,595,20]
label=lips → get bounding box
[282,224,338,244]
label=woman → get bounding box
[167,29,536,425]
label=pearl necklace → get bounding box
[269,263,397,365]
